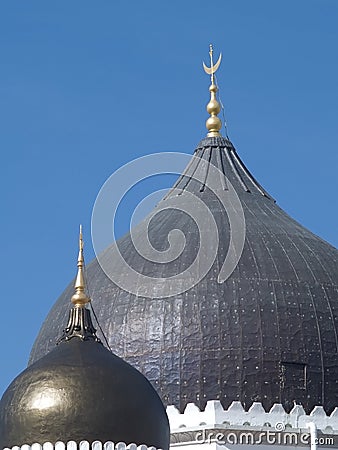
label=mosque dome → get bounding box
[29,48,338,415]
[0,231,170,449]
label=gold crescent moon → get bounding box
[203,53,222,75]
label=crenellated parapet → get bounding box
[167,401,338,433]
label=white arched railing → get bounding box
[4,441,160,450]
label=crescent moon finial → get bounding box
[203,44,222,137]
[203,44,222,77]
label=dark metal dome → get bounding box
[1,307,170,449]
[30,136,338,414]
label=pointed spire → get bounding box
[203,44,222,137]
[58,226,100,344]
[71,225,90,307]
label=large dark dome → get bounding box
[30,136,338,414]
[1,316,170,448]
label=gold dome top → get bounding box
[203,44,222,137]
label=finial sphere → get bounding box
[206,116,222,137]
[207,98,221,115]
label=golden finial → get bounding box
[71,225,90,307]
[203,44,222,137]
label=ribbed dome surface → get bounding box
[30,136,338,414]
[1,332,170,448]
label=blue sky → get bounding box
[0,0,337,396]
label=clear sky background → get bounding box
[0,0,337,396]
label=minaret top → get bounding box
[203,44,222,137]
[71,225,90,307]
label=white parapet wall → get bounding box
[167,401,338,449]
[167,400,338,432]
[3,442,160,450]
